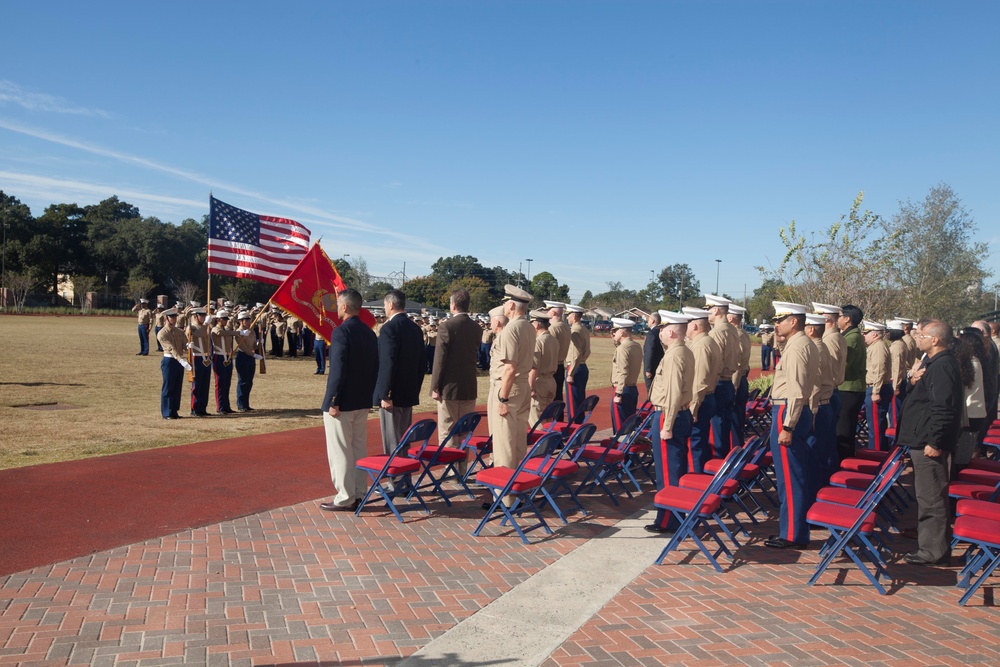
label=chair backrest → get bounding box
[704,444,751,496]
[605,412,643,448]
[571,395,600,425]
[402,419,439,458]
[441,412,483,449]
[524,432,571,486]
[614,410,657,452]
[747,387,761,402]
[529,401,566,435]
[564,423,598,462]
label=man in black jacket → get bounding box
[373,289,426,455]
[897,318,963,565]
[643,311,664,396]
[320,289,379,512]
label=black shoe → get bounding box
[481,501,494,510]
[190,411,210,417]
[218,408,235,415]
[764,536,808,549]
[644,524,674,535]
[320,499,360,512]
[904,552,950,566]
[314,370,324,375]
[135,352,144,355]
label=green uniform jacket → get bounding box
[838,326,866,393]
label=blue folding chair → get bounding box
[954,514,1000,606]
[411,412,482,505]
[523,423,598,523]
[576,412,643,505]
[653,444,751,571]
[527,401,566,446]
[355,419,436,522]
[459,412,493,484]
[473,432,562,544]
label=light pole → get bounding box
[518,261,523,288]
[715,259,722,295]
[525,258,533,283]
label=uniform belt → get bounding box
[819,400,830,406]
[770,398,788,405]
[193,353,208,358]
[214,352,229,356]
[716,378,734,385]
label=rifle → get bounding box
[185,327,195,382]
[257,322,267,375]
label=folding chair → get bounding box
[805,455,906,595]
[953,515,1000,605]
[576,412,643,505]
[815,446,907,537]
[523,423,598,523]
[411,412,482,505]
[526,401,566,446]
[653,444,751,571]
[553,395,600,439]
[689,435,770,532]
[460,412,493,484]
[473,433,562,544]
[355,419,436,522]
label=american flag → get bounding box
[207,197,311,284]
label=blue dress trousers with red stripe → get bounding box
[770,403,816,544]
[688,393,717,474]
[651,408,693,530]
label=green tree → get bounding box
[527,271,570,305]
[402,275,446,308]
[365,280,396,301]
[1,191,35,278]
[446,276,493,313]
[578,290,594,308]
[431,255,486,283]
[658,263,700,310]
[746,278,785,324]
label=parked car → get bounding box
[593,321,612,332]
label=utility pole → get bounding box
[525,258,533,284]
[715,259,722,295]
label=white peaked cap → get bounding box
[772,301,808,318]
[886,320,905,331]
[565,305,585,313]
[805,314,826,326]
[728,304,746,315]
[543,300,566,309]
[610,317,636,329]
[862,320,886,331]
[681,306,711,320]
[659,310,692,324]
[704,294,732,307]
[812,302,842,315]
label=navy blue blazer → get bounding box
[322,315,379,412]
[373,313,426,407]
[643,326,664,379]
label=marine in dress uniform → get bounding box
[564,305,591,420]
[805,313,837,484]
[479,324,494,370]
[425,318,438,375]
[287,315,302,357]
[886,320,908,429]
[863,320,892,450]
[766,301,819,549]
[210,309,237,414]
[485,306,508,438]
[727,304,752,449]
[269,309,287,357]
[488,286,536,506]
[528,309,559,425]
[759,325,773,371]
[645,311,695,534]
[609,317,642,432]
[234,310,262,412]
[546,301,570,404]
[705,294,741,459]
[682,307,722,474]
[900,319,919,371]
[301,323,316,363]
[156,309,191,420]
[132,299,152,355]
[812,303,847,427]
[186,308,213,417]
[153,304,166,351]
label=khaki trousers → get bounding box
[323,410,369,507]
[490,379,530,469]
[529,376,556,425]
[438,399,477,444]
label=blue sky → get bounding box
[2,1,997,303]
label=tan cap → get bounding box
[502,284,532,304]
[488,305,506,319]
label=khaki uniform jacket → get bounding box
[822,328,848,387]
[482,328,494,346]
[132,305,152,326]
[772,330,818,429]
[810,337,835,411]
[759,331,773,347]
[734,328,751,384]
[212,324,237,358]
[549,319,571,364]
[490,316,536,385]
[611,337,642,389]
[235,327,258,356]
[709,319,741,380]
[176,310,189,329]
[889,339,908,392]
[866,340,891,388]
[273,318,288,337]
[902,334,918,369]
[565,322,591,369]
[157,324,188,363]
[187,323,211,358]
[288,316,302,333]
[650,341,694,431]
[154,311,166,328]
[689,332,722,414]
[533,330,559,377]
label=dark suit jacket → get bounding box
[322,315,378,412]
[643,326,664,378]
[430,313,481,400]
[372,313,426,407]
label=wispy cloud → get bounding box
[0,80,111,118]
[0,117,445,253]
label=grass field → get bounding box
[0,315,619,470]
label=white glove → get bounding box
[239,330,249,336]
[180,361,192,371]
[254,353,263,360]
[186,342,194,349]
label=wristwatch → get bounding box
[498,391,509,404]
[782,425,793,433]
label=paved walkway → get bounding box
[2,384,999,666]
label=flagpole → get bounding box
[207,191,213,315]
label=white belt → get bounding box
[194,353,208,358]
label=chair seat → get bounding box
[527,431,555,445]
[703,458,760,480]
[954,514,1000,546]
[523,457,578,477]
[807,501,876,533]
[415,445,467,464]
[839,458,881,474]
[578,445,626,463]
[852,450,891,462]
[970,459,1000,474]
[829,470,875,490]
[466,435,492,451]
[957,469,1000,486]
[760,451,773,466]
[653,486,722,515]
[815,486,865,506]
[949,480,1000,500]
[956,499,1000,522]
[476,467,543,492]
[678,473,739,496]
[356,455,421,475]
[884,427,897,439]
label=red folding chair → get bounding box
[523,423,598,523]
[552,395,600,440]
[355,419,436,522]
[460,412,493,484]
[526,401,566,446]
[412,412,482,505]
[576,412,643,505]
[953,515,1000,605]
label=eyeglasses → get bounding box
[914,333,932,339]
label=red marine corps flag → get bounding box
[269,243,374,343]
